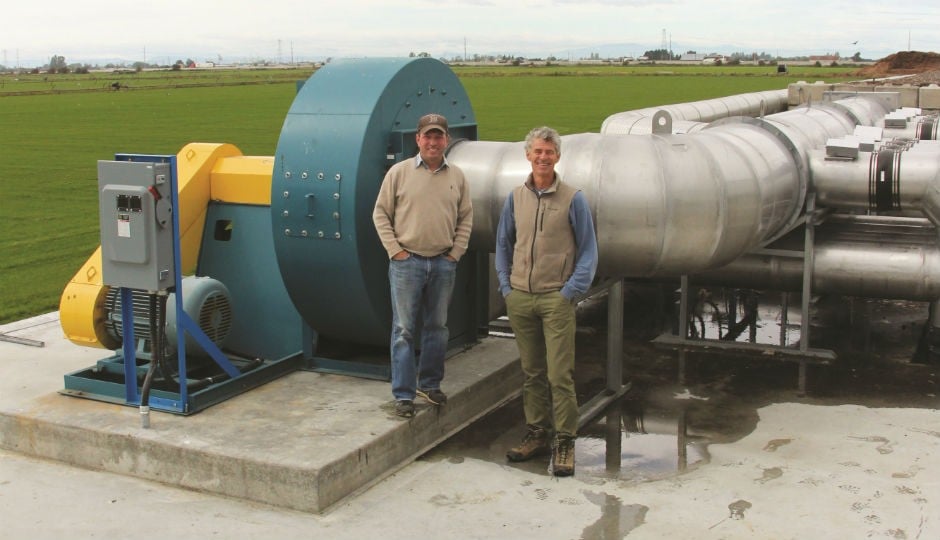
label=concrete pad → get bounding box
[3,302,940,538]
[0,313,522,513]
[3,394,939,539]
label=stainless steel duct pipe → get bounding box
[829,97,901,130]
[812,140,940,223]
[453,126,799,277]
[878,108,932,140]
[601,89,789,135]
[452,96,890,278]
[691,216,940,301]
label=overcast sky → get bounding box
[2,0,938,67]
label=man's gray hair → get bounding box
[524,126,561,156]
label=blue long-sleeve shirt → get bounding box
[495,187,598,301]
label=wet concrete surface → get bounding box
[427,284,940,489]
[2,284,939,539]
[401,285,940,539]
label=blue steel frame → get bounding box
[113,153,240,413]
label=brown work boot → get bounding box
[506,425,550,462]
[551,435,576,477]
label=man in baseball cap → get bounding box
[417,113,449,135]
[373,112,473,418]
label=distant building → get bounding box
[809,54,840,62]
[680,53,707,62]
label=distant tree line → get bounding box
[2,48,872,75]
[4,54,209,75]
[642,49,677,61]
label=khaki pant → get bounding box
[505,289,578,437]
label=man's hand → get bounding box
[392,250,410,261]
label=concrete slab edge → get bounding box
[0,346,524,513]
[317,359,523,513]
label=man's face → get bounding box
[416,129,448,163]
[526,138,559,176]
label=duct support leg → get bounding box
[747,293,758,343]
[861,299,872,353]
[926,300,940,364]
[678,276,690,386]
[577,279,631,430]
[728,294,737,337]
[604,397,622,473]
[606,279,624,392]
[677,405,688,472]
[798,194,818,396]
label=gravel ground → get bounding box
[866,69,940,87]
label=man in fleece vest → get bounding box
[495,126,598,476]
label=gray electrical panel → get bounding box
[98,160,175,291]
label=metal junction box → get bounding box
[97,160,175,291]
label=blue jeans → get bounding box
[388,254,457,401]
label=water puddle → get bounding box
[426,285,937,486]
[684,289,803,347]
[574,401,709,481]
[425,391,718,484]
[580,492,648,539]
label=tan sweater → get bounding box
[372,157,473,260]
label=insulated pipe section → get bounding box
[812,140,940,222]
[697,97,885,240]
[754,99,876,152]
[454,124,802,277]
[692,217,940,301]
[601,89,789,134]
[453,96,885,277]
[830,97,897,129]
[879,108,939,140]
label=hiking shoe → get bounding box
[551,435,576,477]
[416,388,447,405]
[506,426,551,462]
[395,400,415,418]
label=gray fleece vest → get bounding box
[509,179,578,293]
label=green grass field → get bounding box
[0,68,311,95]
[0,64,860,324]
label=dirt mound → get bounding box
[858,51,940,80]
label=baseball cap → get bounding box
[417,113,448,135]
